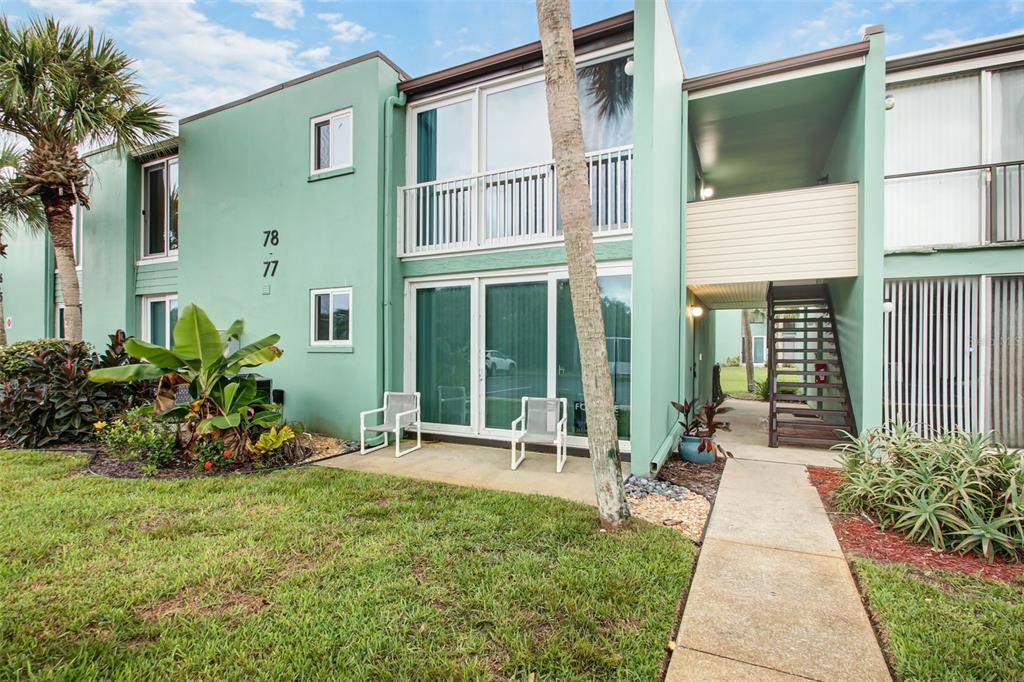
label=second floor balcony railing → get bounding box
[398,145,633,257]
[885,160,1024,250]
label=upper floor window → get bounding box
[311,108,353,174]
[410,51,634,184]
[885,65,1024,248]
[310,287,352,346]
[142,157,179,258]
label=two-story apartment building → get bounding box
[2,0,1018,474]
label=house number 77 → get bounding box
[262,260,279,277]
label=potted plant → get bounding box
[671,397,732,463]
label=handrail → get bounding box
[398,145,633,256]
[398,145,636,192]
[885,158,1024,180]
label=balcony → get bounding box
[397,146,633,257]
[686,183,860,307]
[885,160,1024,250]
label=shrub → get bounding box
[0,338,76,382]
[834,423,1024,562]
[753,378,801,402]
[0,333,152,448]
[95,407,175,468]
[724,355,740,367]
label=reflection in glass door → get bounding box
[556,275,632,438]
[483,281,548,429]
[416,286,472,426]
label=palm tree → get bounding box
[0,142,46,345]
[536,0,629,528]
[0,17,170,341]
[741,308,755,392]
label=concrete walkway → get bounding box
[666,457,891,681]
[718,398,842,468]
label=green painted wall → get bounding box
[631,0,686,475]
[400,240,632,279]
[81,148,137,345]
[178,56,402,438]
[0,228,49,342]
[712,309,767,363]
[885,244,1024,279]
[822,32,886,433]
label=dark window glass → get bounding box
[168,161,179,251]
[57,307,65,339]
[145,166,166,256]
[331,292,350,341]
[315,293,330,341]
[315,121,330,170]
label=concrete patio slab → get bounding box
[317,440,601,505]
[677,538,890,681]
[719,399,842,468]
[666,648,808,681]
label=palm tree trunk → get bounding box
[741,308,755,392]
[0,288,6,346]
[43,198,82,341]
[536,0,629,528]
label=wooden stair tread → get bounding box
[772,394,847,403]
[776,419,852,429]
[777,382,846,389]
[775,406,849,416]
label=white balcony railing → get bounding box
[398,145,633,257]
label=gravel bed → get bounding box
[624,473,689,500]
[625,474,711,542]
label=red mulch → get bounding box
[807,466,1024,583]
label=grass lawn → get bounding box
[719,365,767,399]
[853,559,1024,681]
[0,450,693,681]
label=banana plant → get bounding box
[89,304,283,453]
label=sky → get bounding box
[1,0,1018,121]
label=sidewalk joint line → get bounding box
[706,536,845,560]
[680,646,824,681]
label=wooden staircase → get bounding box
[767,283,856,448]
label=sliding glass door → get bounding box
[409,267,632,446]
[415,285,472,427]
[483,280,548,429]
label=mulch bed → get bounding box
[808,466,1024,583]
[657,455,726,504]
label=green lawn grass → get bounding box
[853,559,1024,681]
[719,365,767,398]
[0,450,693,681]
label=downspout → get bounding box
[382,90,407,393]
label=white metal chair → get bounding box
[360,392,422,457]
[510,397,568,473]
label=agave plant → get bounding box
[89,304,283,456]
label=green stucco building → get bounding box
[2,1,1021,472]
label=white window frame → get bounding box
[71,205,84,271]
[54,304,65,339]
[309,287,353,346]
[141,293,179,348]
[404,43,634,186]
[139,156,179,262]
[309,107,354,175]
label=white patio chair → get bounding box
[510,397,568,473]
[360,392,422,457]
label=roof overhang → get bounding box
[684,39,870,99]
[399,11,633,101]
[888,31,1024,74]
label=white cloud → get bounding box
[127,1,306,119]
[317,12,374,43]
[27,0,120,27]
[789,0,870,50]
[239,0,304,30]
[1010,0,1024,14]
[922,28,965,46]
[299,45,332,66]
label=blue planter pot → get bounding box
[679,435,715,464]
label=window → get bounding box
[310,287,352,345]
[142,157,179,258]
[71,205,84,269]
[55,305,65,339]
[142,294,179,349]
[310,108,353,174]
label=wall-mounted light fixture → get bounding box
[623,58,635,77]
[689,305,704,318]
[884,94,896,111]
[882,300,895,314]
[700,185,715,200]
